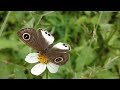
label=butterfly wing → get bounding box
[17,28,54,52]
[44,42,71,65]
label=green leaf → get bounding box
[0,39,15,50]
[0,62,11,79]
[94,69,119,79]
[75,44,96,72]
[100,11,112,24]
[14,65,27,79]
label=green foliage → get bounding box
[0,11,120,79]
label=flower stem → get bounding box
[46,69,48,79]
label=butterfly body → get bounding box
[18,28,70,65]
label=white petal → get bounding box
[47,62,59,73]
[25,53,39,63]
[31,63,46,76]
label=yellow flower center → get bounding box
[38,54,48,64]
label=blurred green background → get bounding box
[0,11,120,79]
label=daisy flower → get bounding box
[25,53,59,76]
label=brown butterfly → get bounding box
[18,28,71,65]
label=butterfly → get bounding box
[18,28,71,65]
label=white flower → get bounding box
[25,53,59,76]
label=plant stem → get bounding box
[0,11,11,37]
[95,11,103,30]
[46,69,48,79]
[35,11,54,28]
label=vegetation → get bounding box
[0,11,120,79]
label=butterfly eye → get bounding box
[54,57,63,63]
[22,33,30,40]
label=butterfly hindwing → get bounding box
[44,42,70,65]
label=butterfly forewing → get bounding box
[18,28,54,52]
